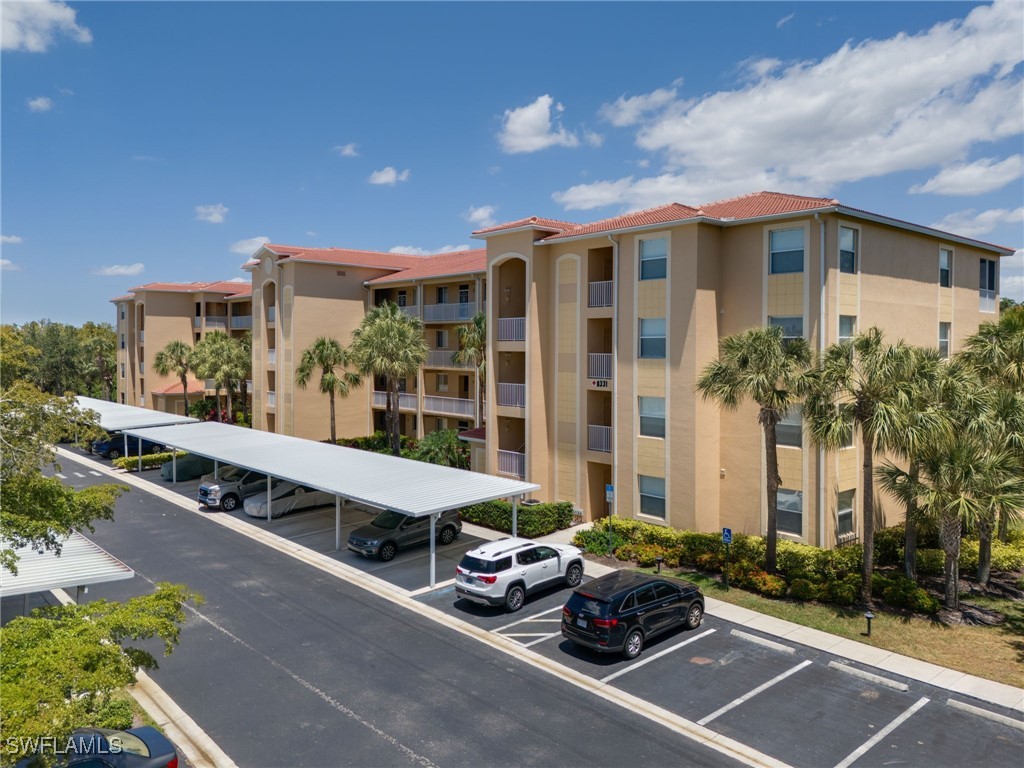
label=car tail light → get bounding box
[166,757,178,768]
[562,606,572,618]
[476,574,497,584]
[592,617,618,628]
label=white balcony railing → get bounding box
[373,391,387,408]
[588,353,613,380]
[497,317,526,342]
[423,395,474,417]
[244,380,252,392]
[266,391,276,408]
[423,302,477,323]
[399,393,417,411]
[497,382,526,408]
[497,450,526,479]
[398,304,419,318]
[426,349,473,368]
[980,289,997,313]
[205,316,228,330]
[267,349,276,365]
[267,306,276,323]
[204,378,217,390]
[139,330,145,343]
[138,362,144,374]
[589,281,614,308]
[193,317,202,328]
[230,315,253,329]
[588,425,612,453]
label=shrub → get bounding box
[991,540,1024,572]
[336,431,418,454]
[460,499,574,538]
[873,524,905,567]
[695,551,724,572]
[789,578,820,601]
[826,575,860,605]
[776,541,820,581]
[878,574,939,614]
[573,527,627,557]
[916,549,945,576]
[94,698,134,730]
[616,543,672,567]
[746,569,788,598]
[112,450,185,471]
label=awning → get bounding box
[76,396,198,432]
[1,531,134,598]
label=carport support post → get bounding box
[137,437,143,473]
[214,460,219,480]
[123,433,128,460]
[266,475,272,522]
[512,497,518,538]
[429,512,438,588]
[172,452,177,484]
[335,496,341,551]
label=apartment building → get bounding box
[114,281,253,414]
[471,191,1013,549]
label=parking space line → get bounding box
[697,660,812,725]
[493,605,563,633]
[828,660,909,691]
[832,697,929,768]
[601,629,716,684]
[73,472,85,477]
[946,699,1024,731]
[504,632,556,637]
[88,470,102,476]
[409,579,456,596]
[522,631,564,648]
[55,473,67,479]
[730,629,795,655]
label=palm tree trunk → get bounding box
[940,513,961,610]
[997,511,1009,542]
[763,418,780,573]
[388,378,401,456]
[861,427,875,606]
[329,389,337,443]
[903,462,918,581]
[977,516,993,586]
[180,373,190,414]
[226,383,234,424]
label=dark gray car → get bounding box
[347,509,462,561]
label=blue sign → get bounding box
[722,527,733,545]
[605,484,614,503]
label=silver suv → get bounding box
[455,538,584,612]
[197,466,273,511]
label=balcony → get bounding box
[230,315,253,329]
[267,306,276,323]
[497,317,526,342]
[138,362,144,374]
[245,380,252,392]
[980,289,997,313]
[267,349,276,365]
[497,450,526,479]
[589,281,614,308]
[193,317,202,328]
[372,391,418,411]
[398,304,419,319]
[423,395,474,417]
[204,316,228,330]
[497,382,525,408]
[204,378,217,390]
[423,302,477,323]
[588,425,612,453]
[426,349,473,368]
[588,353,613,380]
[139,330,145,343]
[266,391,276,408]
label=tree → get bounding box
[19,320,83,395]
[296,336,362,442]
[0,325,40,389]
[79,322,117,401]
[801,328,915,604]
[697,325,810,573]
[0,583,202,768]
[453,312,487,425]
[152,339,196,413]
[349,302,428,456]
[192,332,247,422]
[413,428,470,469]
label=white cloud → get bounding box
[498,95,582,153]
[1002,248,1024,302]
[1,0,92,52]
[305,230,317,237]
[910,154,1023,195]
[557,0,1024,210]
[226,277,249,283]
[333,143,359,157]
[463,205,497,229]
[388,245,470,256]
[1,259,21,271]
[599,88,678,127]
[27,96,53,112]
[368,167,410,185]
[95,263,145,277]
[777,12,796,29]
[58,87,73,96]
[930,207,1024,238]
[230,236,270,255]
[195,203,228,223]
[739,57,783,81]
[1,235,23,244]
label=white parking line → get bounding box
[697,660,812,725]
[523,631,564,648]
[73,472,85,477]
[601,629,716,684]
[493,605,563,633]
[55,473,67,479]
[504,632,557,638]
[89,470,102,476]
[832,697,929,768]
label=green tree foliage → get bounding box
[413,428,470,469]
[296,336,362,443]
[0,583,202,767]
[0,325,40,389]
[192,331,249,422]
[453,312,486,423]
[3,320,117,399]
[79,322,117,401]
[152,339,196,413]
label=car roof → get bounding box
[574,571,684,600]
[465,537,541,559]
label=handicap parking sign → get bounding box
[722,527,732,544]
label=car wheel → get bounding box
[504,584,525,613]
[564,562,583,588]
[622,628,644,660]
[108,449,121,460]
[438,526,456,546]
[379,542,398,562]
[220,495,239,512]
[685,602,704,629]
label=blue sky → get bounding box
[2,0,1022,325]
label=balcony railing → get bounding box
[423,395,474,417]
[980,289,997,313]
[138,362,144,374]
[426,349,473,368]
[589,281,614,308]
[423,302,477,323]
[266,391,276,408]
[193,317,202,328]
[373,391,418,411]
[204,316,228,330]
[588,425,612,453]
[230,315,253,329]
[267,306,276,323]
[139,330,145,343]
[497,317,526,342]
[398,304,419,318]
[588,353,613,380]
[373,391,387,408]
[267,349,276,365]
[497,382,525,408]
[245,380,252,392]
[204,379,217,390]
[497,450,526,479]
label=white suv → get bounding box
[455,538,585,612]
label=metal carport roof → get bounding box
[1,531,134,598]
[76,396,198,432]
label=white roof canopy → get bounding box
[125,421,539,517]
[77,397,198,432]
[1,531,134,598]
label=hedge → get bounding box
[458,500,575,538]
[112,450,185,471]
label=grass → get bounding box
[638,567,1024,688]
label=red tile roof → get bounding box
[457,426,486,442]
[127,280,252,297]
[699,191,838,220]
[366,249,486,285]
[151,378,205,396]
[471,216,579,237]
[260,244,422,271]
[537,202,702,242]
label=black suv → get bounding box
[561,571,704,659]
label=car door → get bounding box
[514,546,542,590]
[652,582,684,631]
[531,546,561,586]
[397,515,430,547]
[238,471,266,498]
[632,585,664,636]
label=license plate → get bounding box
[464,576,474,584]
[576,617,587,628]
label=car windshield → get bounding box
[218,466,244,482]
[88,729,150,757]
[372,510,408,530]
[458,555,511,574]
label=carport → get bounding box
[76,396,198,472]
[120,421,539,586]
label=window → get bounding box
[120,304,126,320]
[980,258,997,312]
[634,585,658,607]
[120,333,125,350]
[839,315,856,343]
[436,417,444,431]
[459,284,470,304]
[398,377,407,393]
[120,393,125,404]
[839,227,858,274]
[397,290,407,307]
[939,248,952,288]
[638,475,666,518]
[436,373,448,392]
[770,228,804,274]
[939,322,950,358]
[777,408,802,448]
[436,286,448,304]
[639,237,667,280]
[837,490,855,536]
[776,488,802,535]
[458,420,469,431]
[639,397,666,438]
[120,363,125,378]
[436,330,448,348]
[769,316,803,345]
[639,318,666,358]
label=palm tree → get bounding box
[453,312,486,425]
[153,340,196,413]
[296,336,362,443]
[414,428,469,469]
[193,332,247,422]
[349,302,428,455]
[697,325,810,573]
[801,328,915,605]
